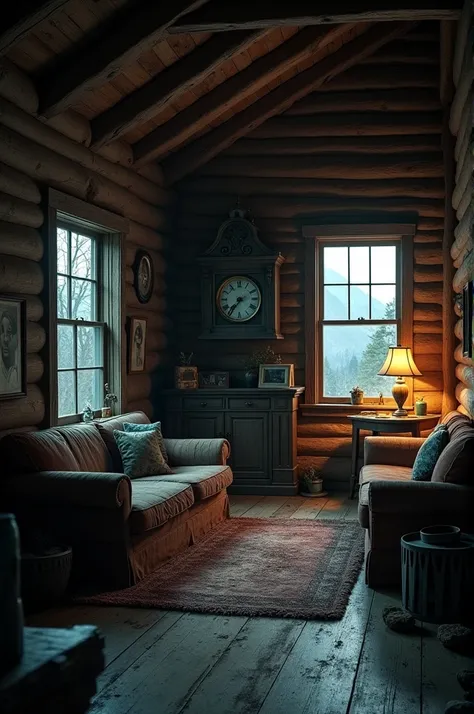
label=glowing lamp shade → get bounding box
[378,346,422,417]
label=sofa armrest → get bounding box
[369,480,474,515]
[364,436,425,468]
[163,438,231,466]
[4,471,132,517]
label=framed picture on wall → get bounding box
[0,296,27,400]
[462,281,473,359]
[128,317,147,373]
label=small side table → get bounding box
[0,625,104,714]
[349,413,440,499]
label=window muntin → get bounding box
[56,224,105,419]
[319,241,400,400]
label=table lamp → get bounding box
[377,346,422,417]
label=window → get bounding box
[320,242,399,400]
[56,224,105,419]
[303,224,415,406]
[48,189,127,425]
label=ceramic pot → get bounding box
[245,370,258,388]
[415,400,427,416]
[350,392,364,405]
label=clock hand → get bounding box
[227,296,243,315]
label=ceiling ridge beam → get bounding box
[162,21,416,185]
[133,24,351,165]
[91,29,265,149]
[37,0,211,118]
[168,0,460,33]
[0,0,71,56]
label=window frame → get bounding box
[303,223,415,408]
[44,189,128,427]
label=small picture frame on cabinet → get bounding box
[199,371,230,388]
[258,363,294,388]
[462,281,473,359]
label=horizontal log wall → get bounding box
[450,7,474,418]
[0,61,172,436]
[174,53,446,491]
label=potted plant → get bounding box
[102,383,118,418]
[299,467,325,497]
[350,386,364,405]
[244,346,282,388]
[175,351,198,389]
[20,529,72,614]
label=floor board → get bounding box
[30,495,462,714]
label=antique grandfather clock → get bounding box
[198,206,285,340]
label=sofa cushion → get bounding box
[114,429,172,479]
[411,424,449,481]
[143,465,233,501]
[431,424,474,485]
[95,411,150,471]
[358,464,412,529]
[123,420,168,463]
[129,481,194,534]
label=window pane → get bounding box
[58,370,76,417]
[323,324,397,397]
[350,285,369,320]
[324,285,348,319]
[371,246,397,284]
[57,228,68,274]
[77,369,103,412]
[324,247,348,284]
[71,278,96,320]
[58,324,75,368]
[349,246,369,284]
[371,285,396,319]
[77,326,103,368]
[57,276,69,319]
[71,233,95,279]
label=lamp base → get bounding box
[392,377,409,417]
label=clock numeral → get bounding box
[249,303,257,311]
[237,311,242,319]
[245,282,249,289]
[237,280,242,288]
[228,284,235,291]
[249,288,257,294]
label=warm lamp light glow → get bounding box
[378,346,422,378]
[378,346,422,417]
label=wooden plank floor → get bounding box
[29,495,471,714]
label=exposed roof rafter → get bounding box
[163,21,416,185]
[37,0,211,118]
[0,0,72,56]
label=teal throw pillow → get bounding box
[123,420,168,463]
[114,429,172,479]
[412,425,449,481]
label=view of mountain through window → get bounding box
[321,244,399,398]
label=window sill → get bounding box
[300,403,414,417]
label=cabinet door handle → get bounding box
[245,401,254,407]
[200,402,208,407]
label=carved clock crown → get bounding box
[204,206,276,259]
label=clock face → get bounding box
[216,276,262,323]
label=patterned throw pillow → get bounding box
[123,420,169,463]
[412,425,449,481]
[114,429,172,479]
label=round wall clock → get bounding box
[216,275,262,322]
[133,250,154,304]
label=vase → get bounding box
[415,401,427,416]
[244,370,258,388]
[350,392,364,405]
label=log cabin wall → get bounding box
[450,4,474,418]
[172,27,446,490]
[0,59,173,436]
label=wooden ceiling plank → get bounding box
[90,29,263,148]
[162,22,416,184]
[133,24,351,164]
[0,0,72,56]
[169,0,461,32]
[37,0,211,117]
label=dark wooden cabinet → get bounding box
[161,388,304,495]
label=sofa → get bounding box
[0,412,233,589]
[358,411,474,588]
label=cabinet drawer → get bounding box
[228,397,271,410]
[183,397,224,410]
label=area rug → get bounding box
[77,518,364,620]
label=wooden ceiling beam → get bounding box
[169,0,461,32]
[133,24,351,164]
[37,0,210,118]
[91,29,263,149]
[163,22,415,185]
[0,0,71,56]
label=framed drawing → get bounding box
[463,282,473,359]
[0,296,27,399]
[128,317,147,373]
[258,363,294,389]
